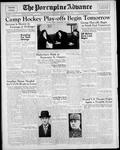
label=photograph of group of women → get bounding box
[37,23,79,50]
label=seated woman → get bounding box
[54,30,68,49]
[68,29,79,49]
[38,30,53,49]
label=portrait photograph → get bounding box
[38,110,51,138]
[69,113,82,138]
[37,23,80,50]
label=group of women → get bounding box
[38,29,79,49]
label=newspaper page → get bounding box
[1,0,118,149]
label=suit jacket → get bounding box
[39,124,51,137]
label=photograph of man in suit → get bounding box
[39,111,51,137]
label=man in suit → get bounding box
[39,111,51,137]
[69,113,82,138]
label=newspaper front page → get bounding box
[1,0,118,149]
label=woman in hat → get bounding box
[54,30,68,49]
[68,29,79,49]
[38,30,53,49]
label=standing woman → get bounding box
[38,30,53,49]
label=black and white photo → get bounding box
[69,113,82,138]
[38,111,51,137]
[1,1,118,149]
[37,23,79,50]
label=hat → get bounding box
[39,111,51,118]
[70,113,80,120]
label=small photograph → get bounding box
[37,23,79,50]
[69,113,82,138]
[38,110,51,137]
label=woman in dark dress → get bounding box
[38,30,53,49]
[54,30,68,49]
[69,29,79,49]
